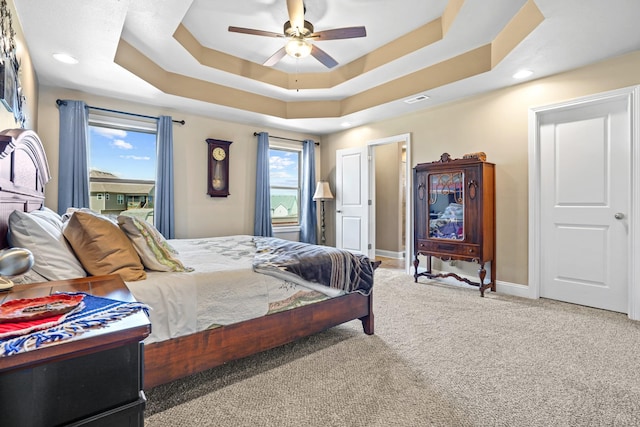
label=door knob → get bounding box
[614,212,624,220]
[336,210,342,213]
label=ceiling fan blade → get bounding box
[263,47,288,67]
[310,45,338,69]
[311,26,367,40]
[286,0,305,32]
[228,26,284,38]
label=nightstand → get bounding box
[0,274,151,427]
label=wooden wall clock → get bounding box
[206,138,232,197]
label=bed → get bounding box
[0,128,375,389]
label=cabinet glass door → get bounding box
[428,171,464,240]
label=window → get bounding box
[88,115,157,220]
[269,146,301,226]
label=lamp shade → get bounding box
[313,181,334,201]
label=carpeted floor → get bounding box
[145,268,640,426]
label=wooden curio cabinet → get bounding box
[413,153,496,296]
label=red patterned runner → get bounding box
[0,294,85,339]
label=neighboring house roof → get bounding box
[271,195,298,216]
[90,182,154,194]
[90,170,155,194]
[90,169,118,179]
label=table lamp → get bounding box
[313,181,334,245]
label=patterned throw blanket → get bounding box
[252,237,374,295]
[0,293,149,357]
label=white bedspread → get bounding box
[125,235,342,344]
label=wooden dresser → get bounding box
[0,275,151,427]
[413,153,496,296]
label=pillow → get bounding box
[31,207,64,230]
[63,211,147,281]
[8,210,87,280]
[118,215,191,272]
[11,269,49,285]
[118,213,178,255]
[62,207,118,224]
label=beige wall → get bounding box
[35,86,320,239]
[0,0,38,131]
[320,50,640,286]
[374,142,402,253]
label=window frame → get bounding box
[87,113,158,217]
[269,141,302,228]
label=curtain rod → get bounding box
[254,132,319,146]
[56,99,185,125]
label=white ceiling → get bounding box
[13,0,640,135]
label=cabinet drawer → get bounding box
[417,239,481,258]
[0,342,142,427]
[68,393,146,427]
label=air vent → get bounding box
[403,94,430,104]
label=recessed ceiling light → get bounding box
[53,53,79,64]
[512,69,533,79]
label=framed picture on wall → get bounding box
[0,58,16,113]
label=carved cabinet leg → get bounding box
[478,262,487,297]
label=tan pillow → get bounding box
[63,211,146,281]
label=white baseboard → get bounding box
[375,249,404,259]
[495,281,533,298]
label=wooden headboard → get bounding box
[0,129,51,248]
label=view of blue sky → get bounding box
[89,126,156,180]
[269,148,299,189]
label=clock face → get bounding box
[212,147,226,161]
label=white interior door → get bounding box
[538,95,631,313]
[336,147,369,255]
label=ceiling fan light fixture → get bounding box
[285,38,312,59]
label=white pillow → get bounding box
[30,207,64,230]
[8,210,87,280]
[117,215,190,272]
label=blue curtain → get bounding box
[155,116,175,239]
[57,100,90,214]
[254,132,273,237]
[299,139,317,244]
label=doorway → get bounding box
[368,134,412,274]
[334,133,412,273]
[529,86,640,319]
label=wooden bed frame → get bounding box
[0,128,375,389]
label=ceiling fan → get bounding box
[228,0,366,69]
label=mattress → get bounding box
[125,235,344,343]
